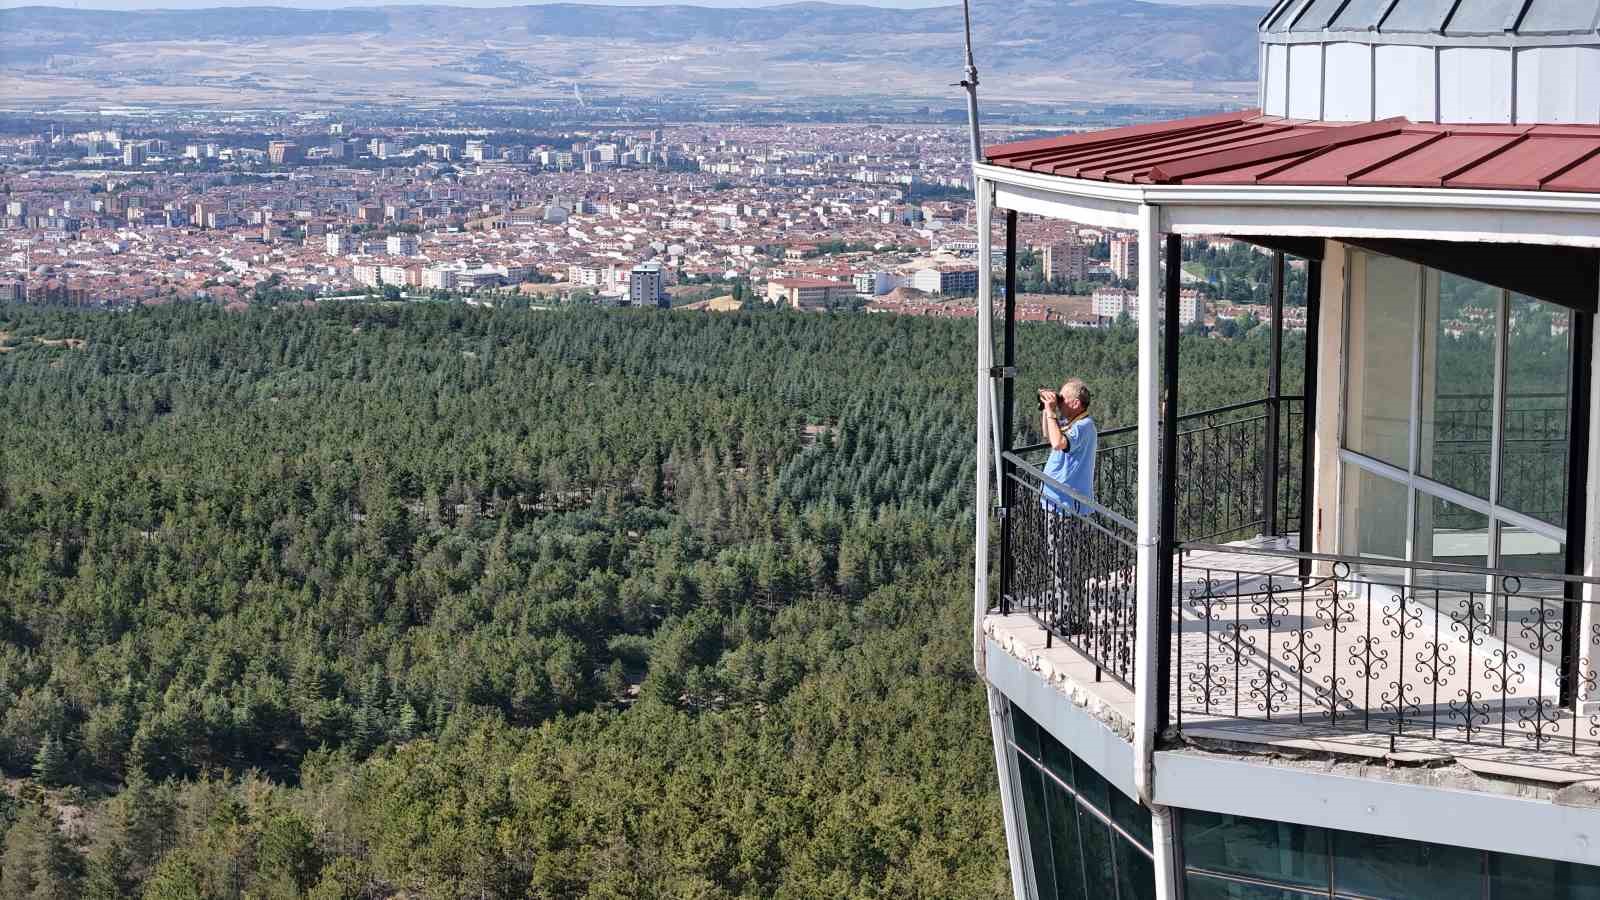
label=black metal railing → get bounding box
[1002,452,1138,689]
[1431,392,1571,528]
[1017,396,1304,544]
[1173,542,1600,758]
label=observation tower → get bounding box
[972,1,1600,897]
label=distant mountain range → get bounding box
[0,1,1263,110]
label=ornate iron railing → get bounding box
[1001,452,1138,689]
[1431,392,1570,528]
[1173,542,1600,759]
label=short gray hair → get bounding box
[1060,378,1091,410]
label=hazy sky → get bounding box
[0,0,1271,9]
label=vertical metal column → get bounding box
[1263,250,1285,537]
[1155,234,1181,736]
[1298,257,1322,580]
[999,210,1019,613]
[1562,310,1593,707]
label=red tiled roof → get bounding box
[985,110,1600,194]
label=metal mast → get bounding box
[960,0,983,166]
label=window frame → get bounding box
[1337,248,1574,583]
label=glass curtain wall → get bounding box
[1006,703,1155,900]
[1339,249,1575,597]
[1181,808,1600,898]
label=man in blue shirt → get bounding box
[1038,379,1097,514]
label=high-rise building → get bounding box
[325,232,353,256]
[1041,240,1088,284]
[1109,234,1138,281]
[268,141,300,165]
[911,266,978,296]
[122,143,146,167]
[628,261,669,309]
[968,5,1600,899]
[325,140,347,160]
[386,234,419,257]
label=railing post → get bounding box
[1562,309,1593,707]
[999,209,1018,615]
[1156,234,1181,736]
[1298,257,1322,580]
[1263,250,1284,537]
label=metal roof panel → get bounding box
[1348,132,1526,185]
[1257,131,1445,183]
[1518,0,1600,34]
[1445,136,1600,188]
[1444,0,1523,34]
[1380,0,1456,32]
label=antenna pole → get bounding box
[960,0,983,167]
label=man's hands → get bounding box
[1038,389,1059,410]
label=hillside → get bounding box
[0,0,1260,110]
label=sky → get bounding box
[0,0,1271,9]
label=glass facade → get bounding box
[1006,702,1155,900]
[1339,249,1576,587]
[1181,809,1600,899]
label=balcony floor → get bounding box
[1173,536,1600,784]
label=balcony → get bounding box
[995,394,1600,780]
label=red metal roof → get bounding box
[984,110,1600,194]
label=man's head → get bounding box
[1059,378,1091,417]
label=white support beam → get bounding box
[987,686,1031,900]
[1132,204,1162,806]
[1580,281,1600,714]
[974,178,995,678]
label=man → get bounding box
[1038,379,1097,514]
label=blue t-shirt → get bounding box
[1042,415,1097,513]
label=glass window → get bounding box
[1489,850,1600,899]
[1078,808,1118,898]
[1341,463,1409,562]
[1013,704,1042,760]
[1049,781,1087,900]
[1018,766,1057,899]
[1331,829,1483,898]
[1184,874,1325,900]
[1420,271,1498,498]
[1413,494,1489,594]
[1345,251,1419,469]
[1499,294,1572,527]
[1114,836,1157,900]
[1182,810,1330,890]
[1006,700,1154,900]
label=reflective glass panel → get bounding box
[1499,293,1572,527]
[1489,850,1600,898]
[1412,494,1489,595]
[1495,524,1567,667]
[1018,765,1056,899]
[1183,875,1325,900]
[1115,836,1157,900]
[1345,251,1419,469]
[1341,463,1409,564]
[1419,271,1498,498]
[1330,828,1483,898]
[1182,810,1330,890]
[1077,807,1117,898]
[1048,780,1087,900]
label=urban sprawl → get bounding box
[0,116,1306,330]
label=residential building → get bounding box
[386,234,420,257]
[268,141,300,165]
[911,265,978,296]
[629,261,669,309]
[326,233,353,256]
[122,143,146,167]
[1109,234,1138,281]
[969,5,1600,899]
[1041,240,1087,284]
[765,277,850,310]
